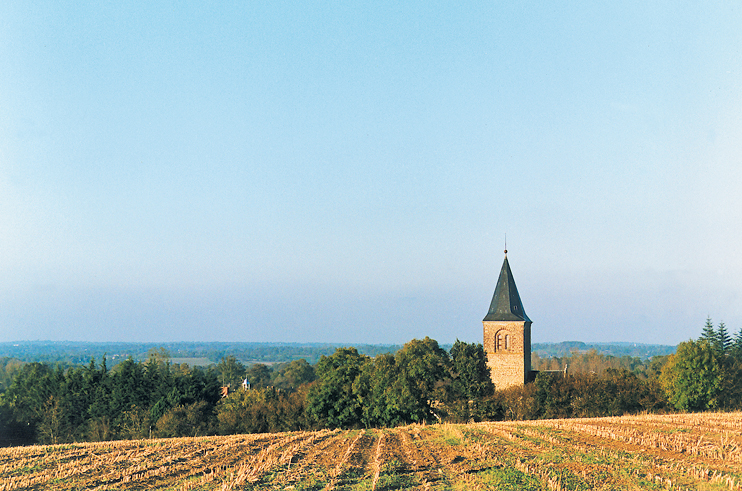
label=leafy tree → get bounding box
[449,340,494,400]
[0,358,26,394]
[272,359,316,390]
[155,400,213,438]
[393,337,450,424]
[660,340,725,411]
[488,383,540,421]
[216,386,308,434]
[356,353,405,428]
[246,363,272,389]
[306,347,369,429]
[216,356,246,389]
[444,340,494,422]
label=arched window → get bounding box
[496,331,509,352]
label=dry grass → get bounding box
[3,412,742,490]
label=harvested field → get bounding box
[3,412,742,490]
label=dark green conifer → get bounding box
[717,321,732,354]
[700,316,718,346]
[733,327,742,358]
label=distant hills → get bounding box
[1,340,676,366]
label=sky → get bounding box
[1,1,741,346]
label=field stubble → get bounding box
[3,412,742,490]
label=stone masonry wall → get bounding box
[483,320,532,390]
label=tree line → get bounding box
[0,349,317,446]
[2,320,742,447]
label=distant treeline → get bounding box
[532,341,676,359]
[1,340,676,367]
[0,341,406,367]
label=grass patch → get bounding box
[468,465,544,490]
[437,424,464,446]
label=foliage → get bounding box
[716,321,732,353]
[700,316,718,346]
[216,355,246,389]
[306,347,369,429]
[482,369,667,421]
[442,340,494,423]
[356,353,406,428]
[217,385,309,434]
[659,340,728,411]
[307,338,452,428]
[0,355,221,445]
[271,359,316,390]
[392,337,450,423]
[11,325,742,448]
[0,357,26,394]
[448,339,494,400]
[531,349,669,379]
[155,400,213,438]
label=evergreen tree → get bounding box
[732,327,742,359]
[700,316,717,346]
[717,321,732,354]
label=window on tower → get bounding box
[496,331,510,352]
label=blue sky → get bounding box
[1,1,741,345]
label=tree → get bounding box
[660,340,725,411]
[246,364,272,389]
[306,348,369,429]
[356,353,406,428]
[216,386,308,435]
[732,327,742,360]
[717,322,732,354]
[445,340,494,422]
[1,362,62,442]
[700,317,717,347]
[393,337,450,424]
[272,359,316,390]
[449,340,494,400]
[216,356,246,389]
[155,401,212,438]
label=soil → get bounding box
[3,412,742,490]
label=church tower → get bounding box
[483,250,533,389]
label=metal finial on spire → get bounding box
[504,234,507,255]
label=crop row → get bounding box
[3,412,742,490]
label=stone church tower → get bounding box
[483,250,533,389]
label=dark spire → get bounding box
[483,252,531,322]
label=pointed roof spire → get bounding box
[483,252,531,322]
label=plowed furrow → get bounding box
[323,429,378,490]
[273,429,343,486]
